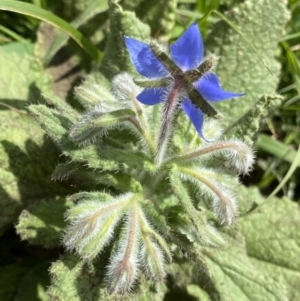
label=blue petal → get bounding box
[181,99,207,140]
[137,87,167,105]
[170,22,204,72]
[195,73,245,102]
[124,36,169,78]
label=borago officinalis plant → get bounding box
[29,22,254,294]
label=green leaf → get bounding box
[53,162,143,192]
[201,230,287,301]
[205,0,290,127]
[42,92,80,121]
[63,145,156,172]
[187,285,210,301]
[0,262,34,301]
[99,0,151,78]
[14,262,50,301]
[47,255,167,300]
[0,46,67,233]
[16,198,73,248]
[0,44,51,110]
[256,133,299,166]
[0,0,102,63]
[239,193,300,301]
[29,104,71,142]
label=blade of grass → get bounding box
[0,0,102,63]
[282,32,300,41]
[32,0,46,8]
[256,134,299,166]
[43,0,108,66]
[268,142,300,199]
[0,24,28,43]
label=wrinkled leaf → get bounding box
[0,45,67,233]
[239,191,300,301]
[205,0,289,127]
[47,255,167,301]
[14,262,50,301]
[0,262,33,301]
[16,198,73,248]
[202,230,287,301]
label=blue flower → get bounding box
[124,22,244,140]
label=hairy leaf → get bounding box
[201,230,287,301]
[239,190,300,301]
[14,262,50,301]
[0,45,67,233]
[16,198,73,248]
[47,255,167,301]
[205,0,290,127]
[0,262,34,301]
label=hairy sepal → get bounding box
[69,108,137,145]
[75,83,118,111]
[107,205,140,294]
[139,211,168,280]
[179,167,238,226]
[169,166,210,243]
[176,139,254,175]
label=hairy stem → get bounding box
[127,116,155,153]
[117,206,138,275]
[168,141,248,163]
[156,79,183,164]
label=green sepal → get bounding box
[169,165,208,243]
[69,191,113,203]
[75,72,114,109]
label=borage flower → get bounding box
[124,22,244,148]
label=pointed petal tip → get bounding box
[136,87,167,105]
[195,73,246,102]
[124,36,169,78]
[181,99,210,141]
[170,22,204,71]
